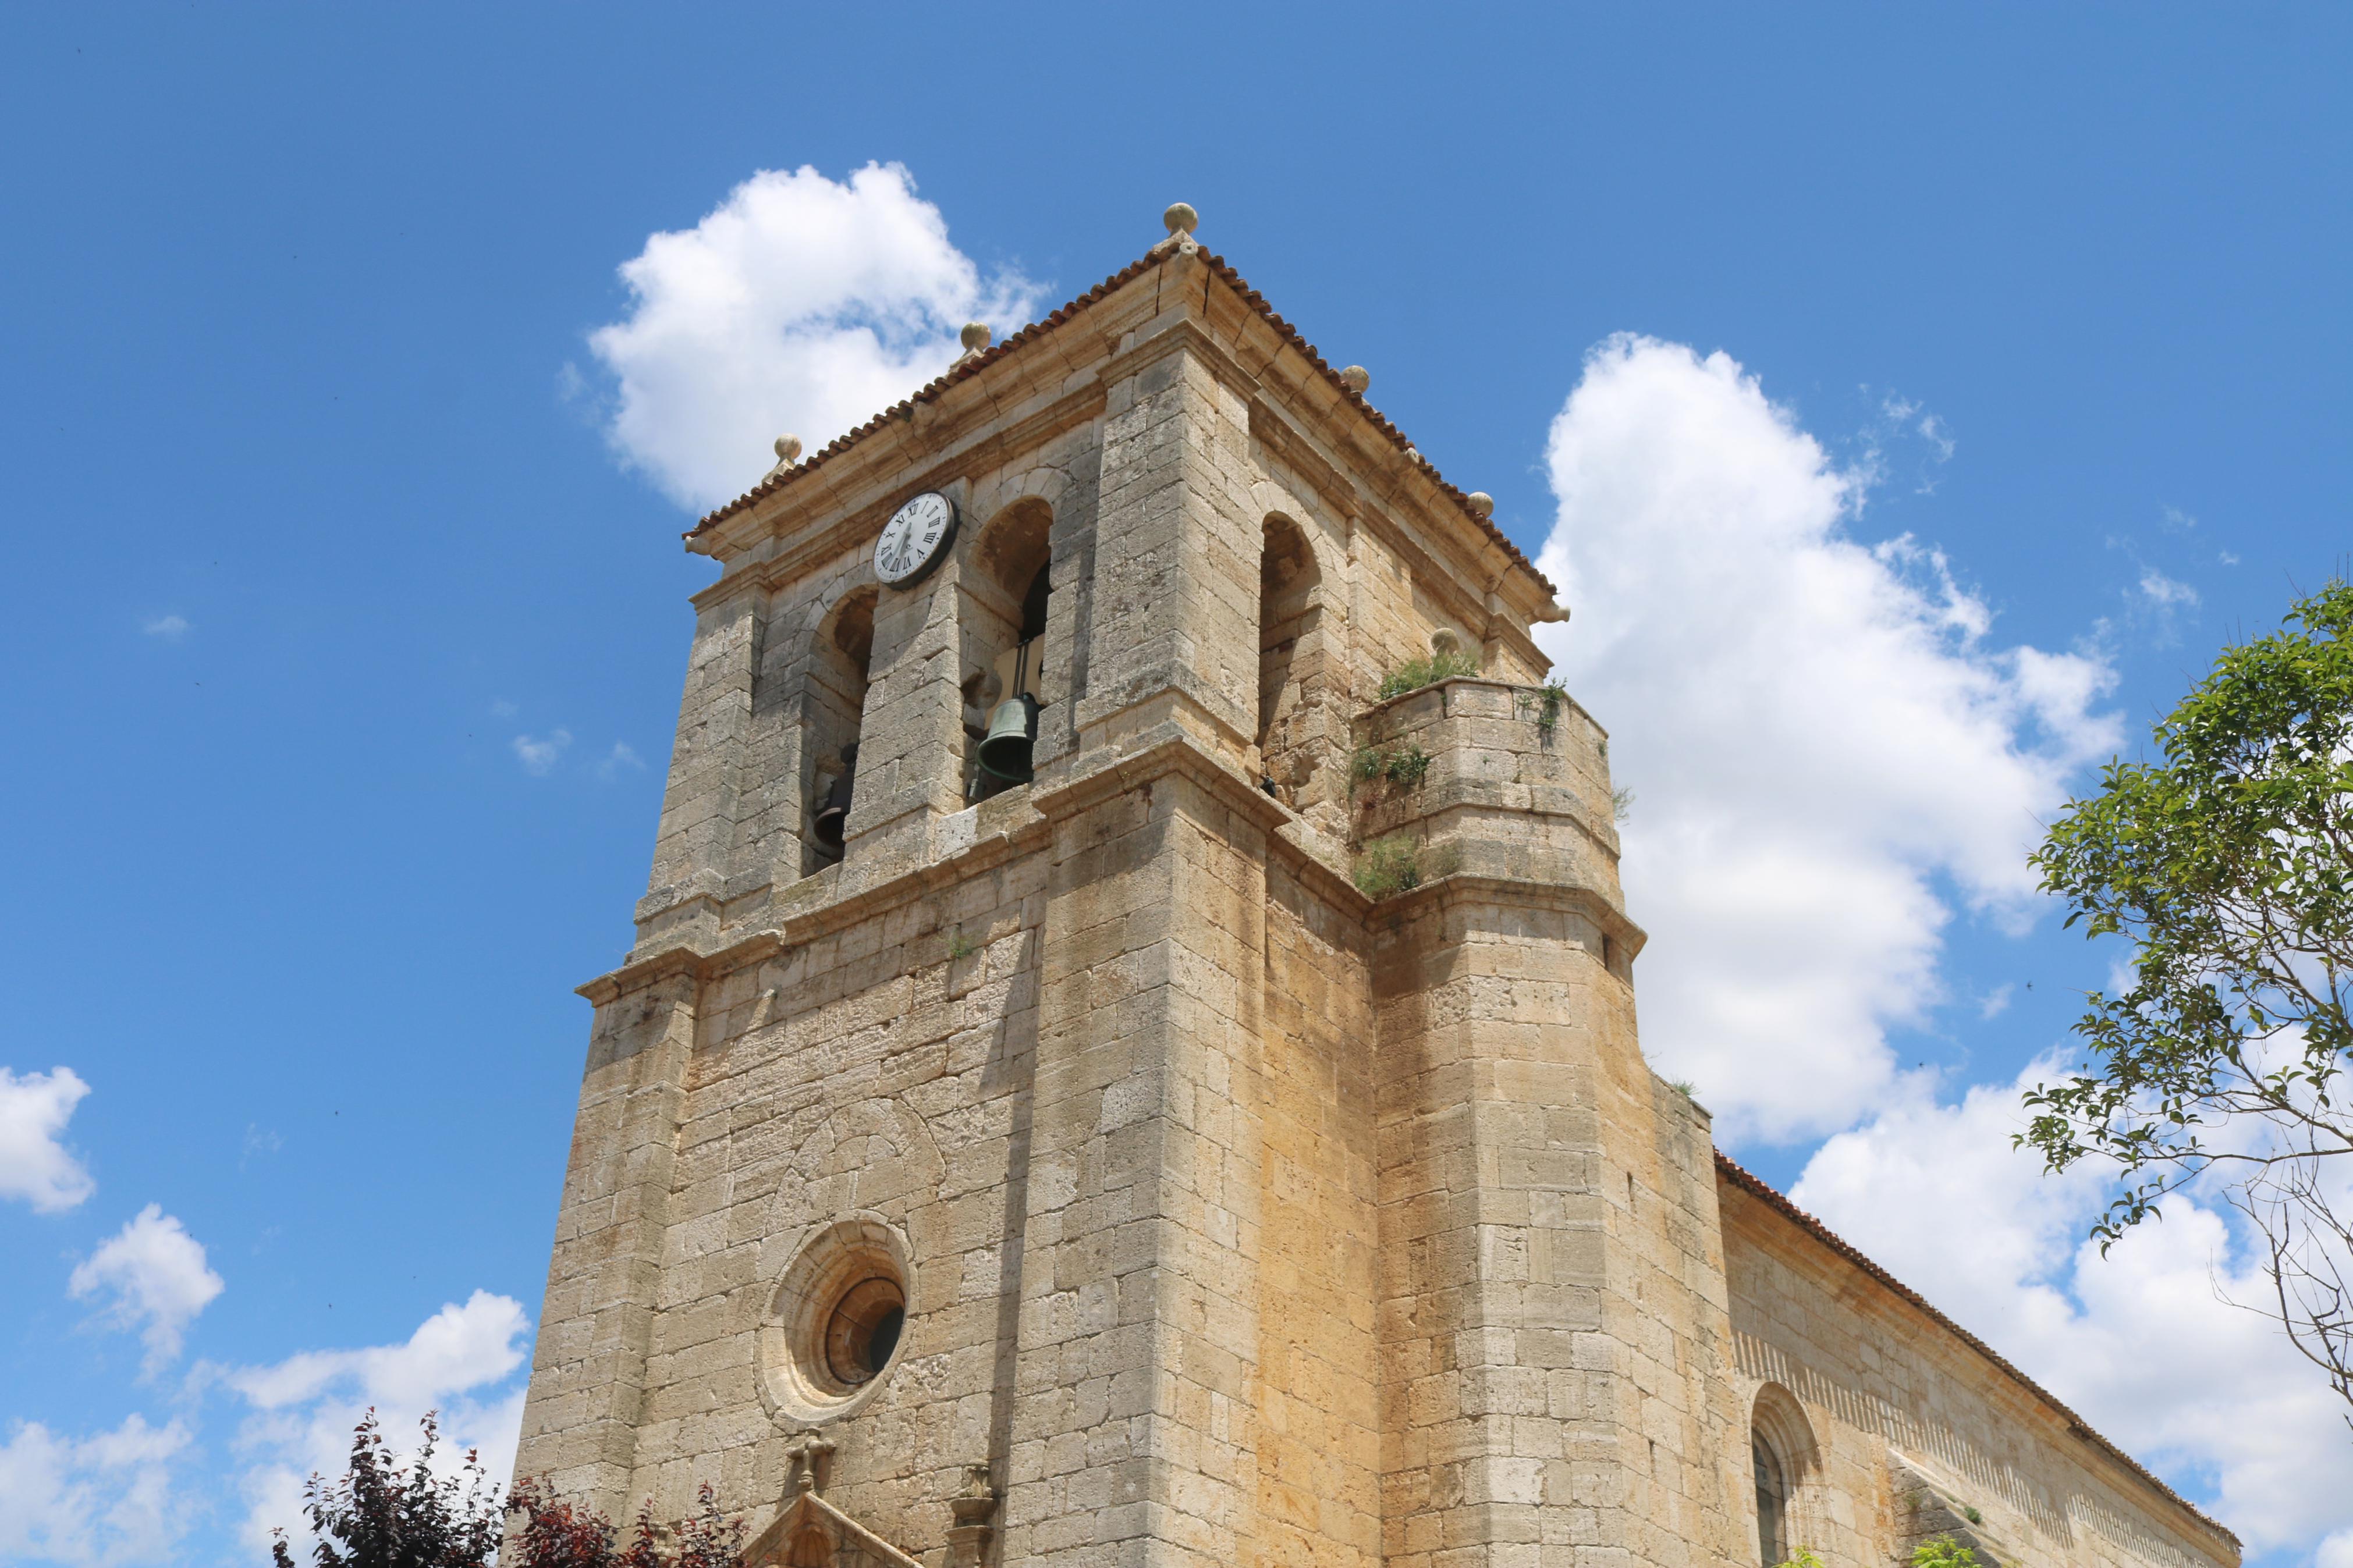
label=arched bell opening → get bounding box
[960,499,1053,798]
[1255,513,1323,803]
[803,587,876,876]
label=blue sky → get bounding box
[1,4,2345,1563]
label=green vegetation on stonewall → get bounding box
[1378,648,1481,700]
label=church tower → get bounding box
[512,204,1749,1567]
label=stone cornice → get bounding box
[1028,728,1292,836]
[589,738,1653,1008]
[1245,393,1359,523]
[1267,815,1370,922]
[1242,387,1493,646]
[586,730,1378,1004]
[1098,283,1258,406]
[581,808,1050,1002]
[685,237,1560,625]
[1355,673,1609,740]
[779,811,1050,951]
[1377,870,1649,961]
[576,937,764,1007]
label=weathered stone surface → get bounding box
[511,226,2237,1568]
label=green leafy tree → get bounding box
[1910,1537,1981,1568]
[2021,578,2353,1415]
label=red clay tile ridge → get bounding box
[1716,1151,2239,1551]
[682,237,1554,598]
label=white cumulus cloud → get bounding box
[140,616,187,641]
[0,1414,193,1567]
[229,1290,530,1553]
[2139,566,2200,609]
[588,161,1038,511]
[69,1204,224,1370]
[1793,1064,2353,1557]
[511,729,572,775]
[1532,335,2120,1143]
[0,1066,96,1212]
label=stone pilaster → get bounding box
[512,964,700,1521]
[998,758,1272,1568]
[1025,450,1103,777]
[636,592,766,953]
[1077,297,1262,757]
[843,481,983,872]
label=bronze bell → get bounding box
[810,744,857,850]
[977,694,1039,782]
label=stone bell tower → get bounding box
[512,204,1748,1567]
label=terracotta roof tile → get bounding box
[685,244,1555,597]
[1716,1152,2238,1552]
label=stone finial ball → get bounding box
[960,321,993,352]
[774,434,803,463]
[1466,491,1495,519]
[1338,365,1371,395]
[1163,202,1199,236]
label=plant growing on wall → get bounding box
[1910,1536,1981,1568]
[1352,835,1424,899]
[1514,677,1570,744]
[1351,742,1432,797]
[1377,649,1481,701]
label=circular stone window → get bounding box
[824,1275,904,1385]
[757,1215,913,1424]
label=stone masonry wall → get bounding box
[1721,1179,2238,1568]
[1351,677,1620,898]
[1255,859,1380,1568]
[514,966,700,1520]
[999,766,1269,1568]
[1371,878,1744,1568]
[516,791,1051,1556]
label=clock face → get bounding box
[874,490,957,587]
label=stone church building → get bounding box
[513,207,2239,1568]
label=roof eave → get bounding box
[680,241,1557,603]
